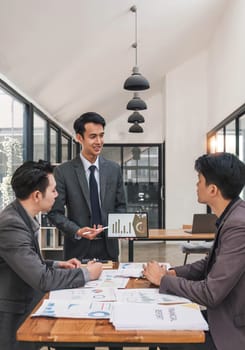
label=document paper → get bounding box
[111,302,209,330]
[115,288,191,304]
[32,299,114,319]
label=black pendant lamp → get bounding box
[128,111,144,133]
[129,122,144,133]
[127,92,147,110]
[128,111,145,123]
[123,6,150,91]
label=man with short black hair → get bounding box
[0,160,102,350]
[48,112,126,262]
[143,152,245,350]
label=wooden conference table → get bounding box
[17,268,206,349]
[128,228,215,262]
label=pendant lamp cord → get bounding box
[131,5,138,67]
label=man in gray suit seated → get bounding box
[0,160,102,350]
[143,152,245,350]
[48,112,126,262]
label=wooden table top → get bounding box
[148,228,215,240]
[17,275,205,346]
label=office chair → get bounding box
[181,225,213,265]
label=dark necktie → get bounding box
[89,165,102,226]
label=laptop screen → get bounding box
[107,212,148,238]
[191,213,217,233]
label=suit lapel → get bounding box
[73,156,91,211]
[99,157,107,205]
[13,200,43,261]
[206,226,221,275]
[205,200,241,274]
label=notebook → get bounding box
[185,213,217,233]
[107,212,148,238]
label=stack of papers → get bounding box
[33,287,192,319]
[49,287,116,302]
[84,270,129,289]
[31,264,208,333]
[116,262,171,278]
[110,302,209,331]
[115,288,191,304]
[32,299,114,319]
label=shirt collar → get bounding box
[80,153,99,172]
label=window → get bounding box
[239,115,245,162]
[50,127,59,164]
[0,86,24,208]
[207,104,245,200]
[225,120,236,154]
[102,144,163,228]
[61,134,70,162]
[0,81,74,210]
[33,112,47,161]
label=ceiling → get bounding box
[0,0,229,134]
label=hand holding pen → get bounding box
[76,225,108,240]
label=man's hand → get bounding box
[76,225,104,240]
[143,260,167,286]
[57,258,82,269]
[87,261,103,280]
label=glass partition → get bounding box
[33,112,47,161]
[239,115,245,199]
[0,86,24,208]
[50,126,59,164]
[207,106,245,200]
[225,120,236,154]
[61,134,70,162]
[102,145,163,228]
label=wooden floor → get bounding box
[41,240,206,350]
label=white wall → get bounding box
[164,0,245,228]
[165,51,208,228]
[208,0,245,129]
[106,81,165,143]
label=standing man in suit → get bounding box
[48,112,126,262]
[143,152,245,350]
[0,160,102,350]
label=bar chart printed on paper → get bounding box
[108,213,148,238]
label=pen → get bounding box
[83,226,108,235]
[83,231,91,235]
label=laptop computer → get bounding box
[107,212,148,238]
[185,213,217,233]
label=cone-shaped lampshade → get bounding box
[124,66,150,91]
[127,92,147,110]
[129,122,144,133]
[128,111,145,124]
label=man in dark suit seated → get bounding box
[0,160,102,350]
[143,152,245,350]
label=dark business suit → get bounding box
[0,200,87,350]
[48,155,126,260]
[160,199,245,350]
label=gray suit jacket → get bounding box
[0,200,87,349]
[48,155,126,260]
[160,199,245,350]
